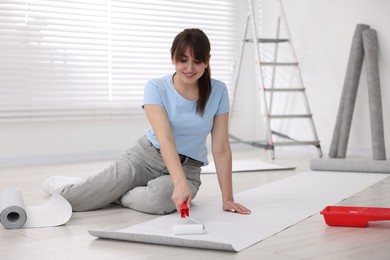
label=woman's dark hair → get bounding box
[170,28,211,116]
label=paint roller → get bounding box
[173,202,205,235]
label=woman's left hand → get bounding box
[222,200,251,215]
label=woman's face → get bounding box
[172,47,208,87]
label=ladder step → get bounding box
[244,38,289,43]
[263,88,304,92]
[272,140,320,147]
[267,114,312,119]
[260,62,298,66]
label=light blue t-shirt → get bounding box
[143,73,229,165]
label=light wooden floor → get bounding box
[1,147,390,260]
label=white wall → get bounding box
[281,0,390,157]
[1,0,389,167]
[0,118,149,167]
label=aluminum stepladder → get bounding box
[230,0,323,159]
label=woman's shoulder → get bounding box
[210,77,225,86]
[210,77,227,93]
[147,73,173,87]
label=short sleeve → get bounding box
[215,85,230,115]
[143,79,163,108]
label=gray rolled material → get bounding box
[0,188,28,229]
[310,158,390,173]
[362,29,387,160]
[329,24,370,158]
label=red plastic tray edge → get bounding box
[320,206,390,227]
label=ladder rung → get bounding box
[263,88,304,92]
[260,62,298,66]
[267,114,312,119]
[244,38,289,43]
[272,140,320,146]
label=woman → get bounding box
[43,28,250,216]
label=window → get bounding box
[0,0,238,121]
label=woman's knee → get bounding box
[120,176,176,215]
[121,188,176,214]
[121,174,201,215]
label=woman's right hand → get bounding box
[171,180,192,213]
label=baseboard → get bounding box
[0,150,124,168]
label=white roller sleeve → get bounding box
[173,224,204,235]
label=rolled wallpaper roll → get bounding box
[89,171,388,252]
[362,29,387,160]
[0,188,28,229]
[0,188,72,229]
[310,158,390,173]
[329,24,369,158]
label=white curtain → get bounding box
[0,0,238,121]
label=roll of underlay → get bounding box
[310,158,390,173]
[0,188,28,229]
[362,29,387,161]
[329,24,370,158]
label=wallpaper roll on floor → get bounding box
[329,24,369,158]
[89,171,389,252]
[201,159,295,174]
[362,29,387,160]
[310,158,390,173]
[0,188,27,229]
[0,188,72,229]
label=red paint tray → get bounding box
[321,206,390,227]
